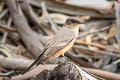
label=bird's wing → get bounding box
[43,28,76,57]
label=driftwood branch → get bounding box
[0,22,16,32]
[63,0,113,14]
[0,55,33,70]
[12,62,102,80]
[29,0,114,18]
[4,0,44,58]
[20,0,48,45]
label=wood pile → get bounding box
[0,0,120,80]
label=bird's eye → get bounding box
[66,20,72,25]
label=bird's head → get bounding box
[65,17,84,29]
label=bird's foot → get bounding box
[58,56,70,64]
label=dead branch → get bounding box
[0,23,16,32]
[82,67,120,80]
[0,55,33,70]
[12,62,102,80]
[4,0,44,58]
[29,0,115,18]
[20,1,48,45]
[73,45,120,58]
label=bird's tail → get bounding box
[21,51,45,74]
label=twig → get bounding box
[41,1,58,34]
[75,39,120,53]
[0,71,14,77]
[0,46,12,58]
[1,17,12,44]
[75,40,106,50]
[0,23,16,32]
[73,45,120,58]
[0,9,8,19]
[78,26,110,39]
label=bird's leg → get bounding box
[63,56,70,62]
[59,55,70,64]
[61,53,70,62]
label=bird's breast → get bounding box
[52,38,76,57]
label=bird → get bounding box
[22,17,84,74]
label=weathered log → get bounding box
[31,62,103,80]
[29,0,115,18]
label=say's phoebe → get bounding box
[22,17,83,74]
